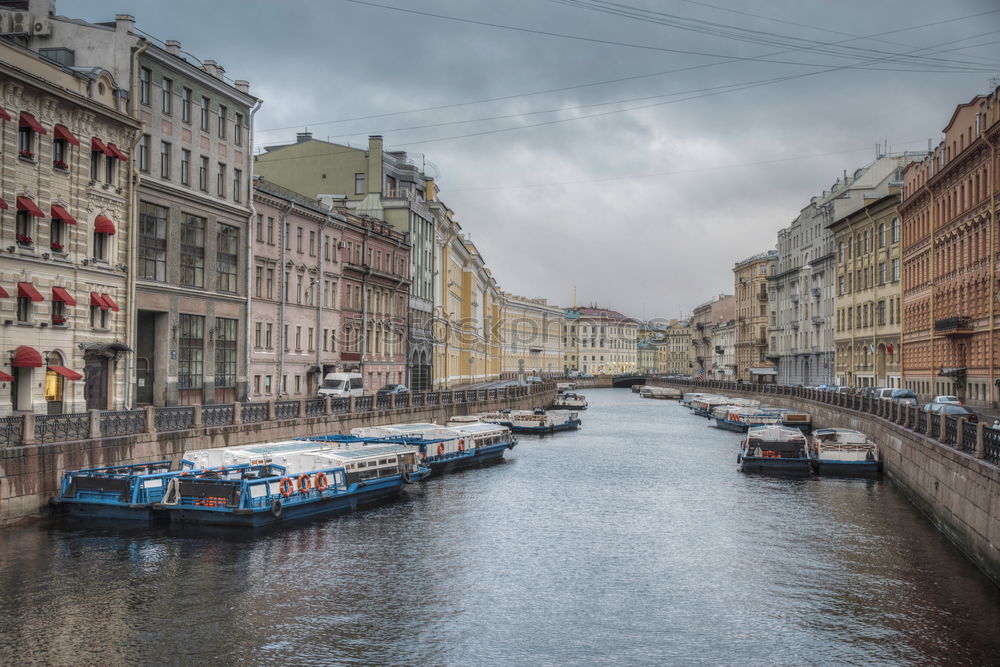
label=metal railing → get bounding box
[0,382,550,446]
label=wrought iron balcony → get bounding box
[811,287,821,298]
[811,316,825,326]
[790,321,800,329]
[935,316,973,335]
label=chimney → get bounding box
[165,40,181,56]
[296,131,312,143]
[115,14,135,34]
[367,135,383,195]
[203,60,227,80]
[234,80,250,94]
[28,0,54,17]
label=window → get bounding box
[217,163,226,197]
[138,202,168,281]
[161,77,172,114]
[264,375,272,394]
[215,318,237,390]
[266,267,274,298]
[16,295,31,322]
[267,217,274,244]
[309,230,316,256]
[160,141,171,179]
[234,113,243,146]
[355,172,365,195]
[233,168,242,202]
[307,328,314,352]
[295,326,302,350]
[892,258,900,282]
[296,227,303,253]
[255,266,263,297]
[254,375,261,393]
[50,218,65,253]
[218,105,227,139]
[15,210,33,246]
[284,222,290,250]
[283,271,289,302]
[879,262,886,285]
[878,223,886,248]
[178,314,204,391]
[180,149,191,186]
[53,136,68,169]
[138,134,150,172]
[181,87,192,123]
[199,156,209,191]
[139,67,151,105]
[93,227,110,261]
[216,224,239,293]
[255,214,263,242]
[284,324,289,351]
[201,96,210,131]
[89,302,107,329]
[891,217,900,243]
[18,122,34,159]
[180,213,206,287]
[105,154,116,186]
[266,322,273,348]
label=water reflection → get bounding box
[2,388,999,665]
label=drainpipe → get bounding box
[124,38,150,409]
[277,201,295,396]
[244,96,263,401]
[984,131,997,407]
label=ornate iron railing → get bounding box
[412,392,425,408]
[425,392,438,406]
[100,409,145,437]
[944,416,957,446]
[202,404,234,428]
[35,413,90,443]
[376,395,391,411]
[275,400,299,421]
[963,421,979,454]
[305,398,326,418]
[984,426,1000,464]
[241,402,269,424]
[394,394,409,409]
[0,415,24,445]
[928,414,940,439]
[355,396,373,412]
[330,397,349,415]
[153,406,194,432]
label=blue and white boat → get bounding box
[183,438,360,470]
[476,408,581,434]
[738,425,812,475]
[552,392,588,410]
[712,407,783,432]
[158,444,429,527]
[54,460,283,521]
[810,428,880,476]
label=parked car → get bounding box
[318,372,365,398]
[376,384,409,396]
[924,403,979,422]
[524,375,542,384]
[931,395,962,406]
[889,389,919,406]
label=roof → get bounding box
[317,444,416,460]
[575,307,637,323]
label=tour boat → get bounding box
[183,438,362,472]
[157,444,430,527]
[712,407,783,432]
[54,460,283,521]
[558,382,578,393]
[350,422,457,441]
[682,392,721,408]
[479,408,582,434]
[738,424,812,475]
[552,391,588,409]
[640,386,682,399]
[810,428,880,476]
[780,410,812,433]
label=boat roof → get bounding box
[447,423,508,434]
[315,444,416,460]
[193,440,326,456]
[369,422,440,432]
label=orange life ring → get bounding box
[437,443,445,456]
[314,472,328,492]
[278,477,294,497]
[458,438,466,452]
[297,473,311,494]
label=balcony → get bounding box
[758,290,768,302]
[811,316,825,326]
[715,345,724,354]
[790,321,800,330]
[935,316,974,336]
[811,287,821,298]
[790,293,800,303]
[764,351,780,361]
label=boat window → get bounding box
[378,458,389,465]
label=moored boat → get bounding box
[157,444,429,527]
[552,392,587,409]
[712,407,783,432]
[479,408,581,434]
[640,386,682,399]
[780,410,813,433]
[810,428,880,476]
[738,425,812,475]
[54,460,283,521]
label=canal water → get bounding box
[2,388,1000,665]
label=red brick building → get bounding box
[900,86,999,406]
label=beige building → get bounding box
[734,250,777,382]
[832,192,904,388]
[691,295,735,379]
[712,319,738,380]
[657,319,693,375]
[563,306,638,374]
[502,293,564,377]
[0,38,139,415]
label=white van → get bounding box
[318,372,364,397]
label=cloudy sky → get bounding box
[78,0,1000,319]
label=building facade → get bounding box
[502,293,564,377]
[254,134,435,389]
[712,319,737,380]
[658,319,692,375]
[0,37,139,415]
[900,88,999,405]
[733,250,777,382]
[831,192,904,388]
[563,306,638,374]
[690,295,734,379]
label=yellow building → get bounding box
[733,250,777,382]
[658,319,693,375]
[563,306,638,374]
[501,294,564,377]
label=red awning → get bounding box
[91,137,113,156]
[51,286,76,305]
[0,197,7,210]
[107,143,128,162]
[90,292,110,310]
[101,294,120,312]
[0,285,8,298]
[17,282,43,302]
[0,371,13,382]
[53,124,81,146]
[47,365,83,381]
[12,346,42,368]
[19,112,47,134]
[0,107,10,122]
[94,215,116,235]
[51,204,78,225]
[16,196,45,217]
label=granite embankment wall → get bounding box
[0,387,555,527]
[650,380,1000,586]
